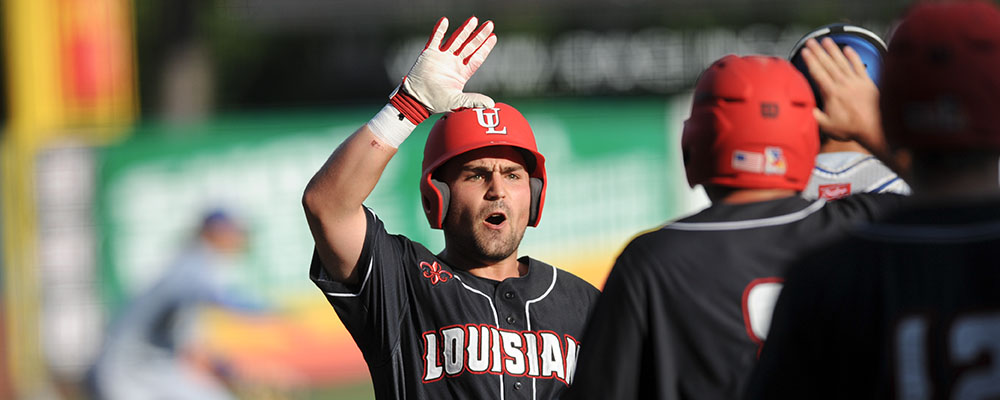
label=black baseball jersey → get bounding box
[563,194,902,400]
[746,201,1000,399]
[310,207,600,400]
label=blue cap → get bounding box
[202,209,233,226]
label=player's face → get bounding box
[439,146,532,262]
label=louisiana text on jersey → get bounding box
[422,324,580,385]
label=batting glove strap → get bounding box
[388,83,431,125]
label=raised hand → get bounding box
[801,37,882,144]
[391,16,498,125]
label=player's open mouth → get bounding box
[484,212,506,228]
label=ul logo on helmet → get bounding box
[475,107,508,134]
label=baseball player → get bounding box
[790,24,911,200]
[563,55,903,399]
[301,17,599,399]
[747,2,1000,398]
[87,210,257,400]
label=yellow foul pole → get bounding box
[2,0,62,396]
[2,0,135,396]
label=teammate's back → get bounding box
[750,204,1000,398]
[593,194,896,398]
[565,55,901,399]
[747,1,1000,397]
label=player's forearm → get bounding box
[303,124,397,221]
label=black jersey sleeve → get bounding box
[309,206,410,365]
[563,238,655,399]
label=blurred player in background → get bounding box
[790,23,911,200]
[301,17,598,399]
[747,1,1000,397]
[564,54,903,399]
[87,210,264,400]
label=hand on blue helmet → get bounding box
[801,37,882,145]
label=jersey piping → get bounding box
[664,199,827,231]
[324,257,374,298]
[524,264,558,400]
[453,275,505,400]
[322,206,378,298]
[525,264,558,331]
[813,155,877,175]
[870,176,901,193]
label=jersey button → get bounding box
[504,291,514,299]
[514,381,522,390]
[506,315,515,325]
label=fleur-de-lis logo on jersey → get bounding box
[420,261,453,285]
[474,107,508,135]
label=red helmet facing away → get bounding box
[421,103,547,229]
[682,55,819,191]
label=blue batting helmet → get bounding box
[788,23,887,110]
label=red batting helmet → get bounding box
[682,55,818,190]
[420,103,547,229]
[881,0,1000,151]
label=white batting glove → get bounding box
[393,16,497,121]
[369,17,497,148]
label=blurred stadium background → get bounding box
[2,0,914,399]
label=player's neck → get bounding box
[438,248,528,281]
[705,185,799,205]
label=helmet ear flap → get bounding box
[430,178,451,228]
[528,177,543,226]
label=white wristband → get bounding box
[367,104,417,148]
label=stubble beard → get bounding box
[471,223,524,261]
[444,204,526,262]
